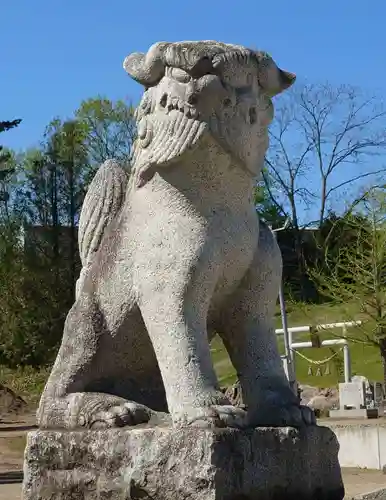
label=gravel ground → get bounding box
[1,469,385,499]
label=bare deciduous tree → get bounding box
[265,83,386,299]
[266,83,386,229]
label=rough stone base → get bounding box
[23,425,344,500]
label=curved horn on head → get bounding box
[256,53,296,96]
[123,42,167,86]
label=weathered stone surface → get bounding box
[23,425,344,500]
[37,39,315,432]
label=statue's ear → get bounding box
[123,42,167,86]
[257,54,296,96]
[275,69,296,94]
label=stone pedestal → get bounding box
[329,408,381,419]
[23,425,344,500]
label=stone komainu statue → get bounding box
[37,41,315,429]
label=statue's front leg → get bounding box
[137,266,246,429]
[220,224,315,427]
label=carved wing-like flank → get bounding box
[78,159,128,267]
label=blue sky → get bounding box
[3,0,386,152]
[2,1,386,224]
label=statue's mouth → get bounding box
[158,92,199,120]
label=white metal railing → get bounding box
[276,321,362,384]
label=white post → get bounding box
[271,219,297,396]
[340,324,351,383]
[343,344,351,383]
[288,328,295,374]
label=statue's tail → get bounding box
[76,159,128,296]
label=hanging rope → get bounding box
[293,347,343,366]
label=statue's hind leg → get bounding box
[37,290,161,429]
[218,223,315,427]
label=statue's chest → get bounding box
[208,208,259,290]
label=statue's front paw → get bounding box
[79,399,152,429]
[178,405,248,429]
[248,403,316,427]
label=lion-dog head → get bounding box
[124,41,295,187]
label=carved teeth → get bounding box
[157,93,199,118]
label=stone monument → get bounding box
[329,379,383,419]
[23,41,344,500]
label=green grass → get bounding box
[212,302,383,388]
[0,365,50,406]
[0,302,383,405]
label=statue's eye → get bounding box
[260,97,274,126]
[236,86,252,97]
[264,98,274,119]
[169,68,191,83]
[249,107,257,125]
